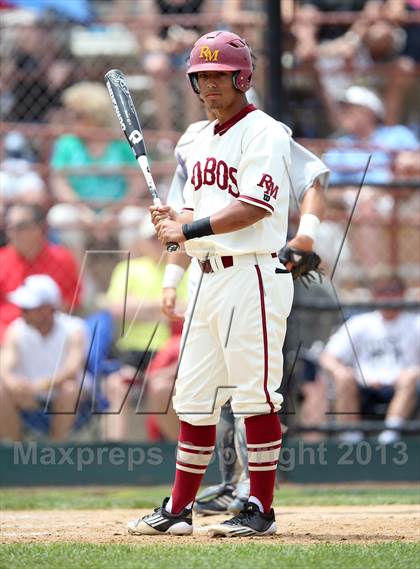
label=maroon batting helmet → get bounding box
[187,30,253,94]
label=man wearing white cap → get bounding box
[0,275,89,441]
[324,85,418,185]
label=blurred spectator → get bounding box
[293,1,367,82]
[323,86,419,185]
[0,131,48,211]
[295,1,417,127]
[320,269,420,444]
[153,0,208,33]
[42,49,78,124]
[2,19,50,122]
[2,17,74,122]
[295,342,329,443]
[140,0,220,130]
[382,0,420,115]
[2,129,35,162]
[284,2,371,137]
[393,1,420,66]
[297,0,371,42]
[101,217,176,440]
[394,150,420,181]
[284,276,339,442]
[322,20,409,94]
[48,81,141,257]
[0,275,90,441]
[4,0,95,24]
[145,327,183,442]
[0,204,81,343]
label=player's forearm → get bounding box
[156,203,266,244]
[300,180,325,220]
[165,250,191,270]
[175,211,194,224]
[290,180,325,246]
[208,201,266,234]
[163,250,190,290]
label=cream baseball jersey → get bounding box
[167,118,330,211]
[182,105,291,258]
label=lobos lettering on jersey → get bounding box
[191,158,239,197]
[257,173,279,202]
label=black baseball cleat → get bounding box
[127,497,193,535]
[227,495,248,515]
[207,502,276,537]
[194,483,236,515]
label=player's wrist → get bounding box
[182,216,214,240]
[163,264,185,289]
[296,213,320,240]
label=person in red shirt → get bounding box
[0,204,81,343]
[145,323,183,442]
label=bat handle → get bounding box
[166,242,180,252]
[153,198,180,252]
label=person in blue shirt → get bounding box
[324,86,419,185]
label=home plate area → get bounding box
[1,505,419,545]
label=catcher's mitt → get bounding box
[278,245,324,287]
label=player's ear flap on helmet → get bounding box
[189,73,200,94]
[188,70,252,95]
[232,70,253,92]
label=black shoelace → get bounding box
[227,505,257,526]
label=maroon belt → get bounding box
[198,253,278,274]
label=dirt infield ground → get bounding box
[1,505,419,545]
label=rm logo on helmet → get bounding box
[199,46,219,62]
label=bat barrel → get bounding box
[105,69,179,253]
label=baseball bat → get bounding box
[104,69,179,252]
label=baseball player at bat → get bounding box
[161,113,329,321]
[160,107,329,515]
[128,30,323,538]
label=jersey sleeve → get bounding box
[237,127,291,214]
[289,140,330,201]
[168,120,211,211]
[182,179,194,213]
[167,164,188,210]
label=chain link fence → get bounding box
[1,7,419,298]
